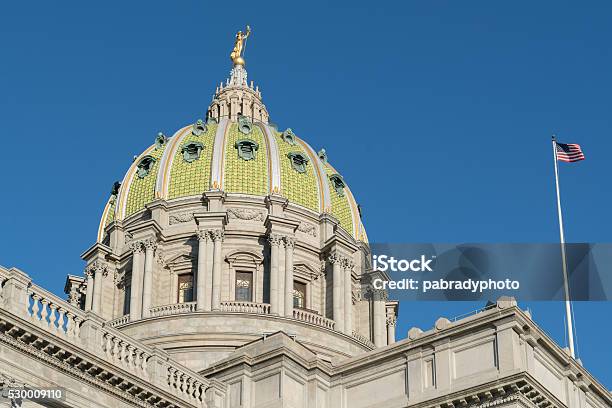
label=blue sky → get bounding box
[1,0,610,387]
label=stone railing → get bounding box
[293,308,335,330]
[352,330,376,349]
[0,267,222,407]
[220,301,270,314]
[26,278,87,340]
[150,301,196,317]
[107,314,130,327]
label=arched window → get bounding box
[287,152,309,173]
[235,139,259,161]
[282,128,297,145]
[181,142,204,163]
[136,156,156,179]
[329,174,346,196]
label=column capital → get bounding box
[328,251,348,265]
[196,229,211,242]
[129,240,145,254]
[283,236,296,249]
[143,237,158,251]
[85,260,109,277]
[210,229,225,242]
[386,315,397,327]
[268,233,284,246]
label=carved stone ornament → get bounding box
[296,221,317,237]
[192,119,207,136]
[169,212,195,225]
[196,229,211,241]
[227,207,265,221]
[386,315,397,327]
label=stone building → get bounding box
[0,36,611,408]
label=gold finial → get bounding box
[230,25,251,66]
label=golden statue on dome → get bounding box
[230,25,251,66]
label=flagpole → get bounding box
[552,135,576,358]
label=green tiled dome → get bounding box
[98,118,366,244]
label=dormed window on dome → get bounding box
[155,132,168,149]
[136,156,156,179]
[238,115,252,135]
[181,142,205,163]
[329,173,346,196]
[192,119,207,136]
[287,152,309,173]
[318,148,328,164]
[235,139,259,161]
[282,128,297,145]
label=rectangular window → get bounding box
[177,274,194,303]
[235,271,253,302]
[293,281,306,309]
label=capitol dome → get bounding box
[97,64,367,245]
[73,43,395,373]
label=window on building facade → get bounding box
[293,281,306,309]
[235,271,253,302]
[177,274,194,303]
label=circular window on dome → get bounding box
[136,156,156,179]
[181,141,205,163]
[287,152,309,173]
[282,128,297,145]
[192,119,207,136]
[235,139,259,161]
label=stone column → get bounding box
[284,237,295,317]
[329,252,344,333]
[343,259,354,335]
[211,229,224,311]
[90,261,108,315]
[387,315,397,345]
[141,238,156,318]
[84,268,94,312]
[129,240,145,320]
[268,234,282,314]
[372,289,387,347]
[196,230,210,311]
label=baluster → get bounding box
[40,299,49,327]
[57,308,66,334]
[65,312,74,337]
[48,303,58,330]
[140,351,148,374]
[73,316,82,338]
[104,333,112,357]
[112,338,120,362]
[30,294,40,320]
[127,345,135,370]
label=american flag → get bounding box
[556,142,585,163]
